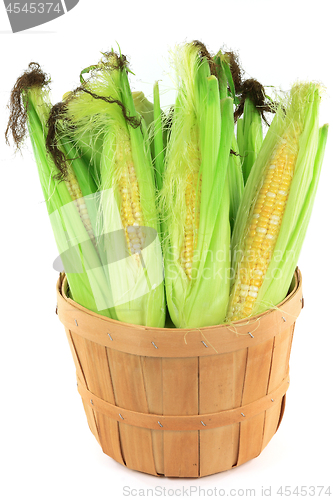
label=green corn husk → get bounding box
[62,90,104,188]
[237,95,264,185]
[56,51,165,327]
[227,82,328,320]
[214,50,244,232]
[5,64,114,317]
[132,91,155,129]
[228,134,244,232]
[152,81,165,192]
[161,42,233,328]
[132,85,166,192]
[214,50,240,104]
[59,138,98,197]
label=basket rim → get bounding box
[59,268,301,331]
[56,268,303,358]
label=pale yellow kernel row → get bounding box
[180,169,201,279]
[227,131,300,321]
[117,137,145,262]
[65,167,97,247]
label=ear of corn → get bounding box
[59,52,165,327]
[227,82,327,321]
[6,65,114,317]
[255,122,328,311]
[46,114,100,250]
[161,42,233,328]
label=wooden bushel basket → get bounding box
[56,268,303,477]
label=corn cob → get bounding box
[115,127,145,263]
[227,129,299,320]
[227,82,327,321]
[58,164,96,246]
[179,127,202,279]
[161,42,233,328]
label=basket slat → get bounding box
[106,349,157,475]
[65,328,101,446]
[237,338,275,465]
[162,357,199,477]
[141,357,164,475]
[72,333,124,464]
[261,326,294,450]
[199,350,247,476]
[70,332,125,465]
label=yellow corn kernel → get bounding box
[179,137,202,280]
[226,130,299,321]
[117,134,145,263]
[65,166,96,247]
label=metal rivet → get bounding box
[201,421,206,427]
[107,333,113,341]
[151,341,158,349]
[90,399,94,405]
[119,413,124,420]
[157,421,163,428]
[241,413,245,417]
[74,319,78,326]
[282,316,286,322]
[271,398,274,402]
[201,341,208,348]
[248,332,254,338]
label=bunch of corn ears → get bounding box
[6,55,165,327]
[6,42,328,328]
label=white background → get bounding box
[1,1,332,499]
